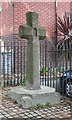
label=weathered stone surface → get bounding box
[19,12,46,90]
[21,97,32,108]
[8,86,60,108]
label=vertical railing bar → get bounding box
[20,41,22,84]
[42,40,45,85]
[50,44,52,87]
[45,40,47,86]
[24,40,25,82]
[7,42,9,86]
[53,45,55,88]
[11,41,12,86]
[62,45,65,97]
[47,40,49,86]
[40,40,41,85]
[69,37,71,98]
[14,41,16,86]
[59,45,61,93]
[65,40,68,97]
[42,40,44,85]
[17,41,19,85]
[3,41,5,87]
[56,45,58,91]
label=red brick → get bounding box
[0,1,71,40]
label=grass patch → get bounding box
[45,102,52,107]
[18,104,23,108]
[7,88,11,91]
[19,79,26,86]
[29,102,52,110]
[2,87,4,90]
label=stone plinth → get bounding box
[8,86,60,108]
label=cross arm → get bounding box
[19,25,32,39]
[39,27,46,40]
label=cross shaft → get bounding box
[19,12,46,90]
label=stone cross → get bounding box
[19,12,46,90]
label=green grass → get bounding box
[19,79,26,86]
[7,88,11,91]
[21,80,26,86]
[29,102,52,110]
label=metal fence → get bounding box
[0,40,27,87]
[40,39,72,98]
[0,39,72,98]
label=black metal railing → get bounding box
[0,40,27,87]
[0,39,72,98]
[40,39,72,98]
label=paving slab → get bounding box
[0,87,72,119]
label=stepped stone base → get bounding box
[8,86,60,108]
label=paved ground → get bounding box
[0,87,72,120]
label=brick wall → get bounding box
[70,1,72,12]
[1,2,13,36]
[14,2,56,37]
[57,2,70,17]
[1,2,71,42]
[1,2,56,38]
